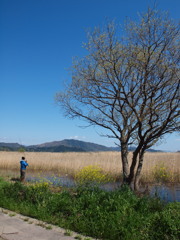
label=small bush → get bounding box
[26,182,51,206]
[148,203,180,239]
[1,182,27,201]
[152,164,172,183]
[75,165,112,186]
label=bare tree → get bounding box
[56,8,180,190]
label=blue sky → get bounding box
[0,0,179,151]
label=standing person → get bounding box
[20,156,29,182]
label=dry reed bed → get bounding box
[0,151,179,182]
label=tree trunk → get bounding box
[127,151,138,188]
[126,145,142,189]
[121,143,130,184]
[121,142,145,191]
[134,150,145,191]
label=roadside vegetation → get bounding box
[0,176,179,240]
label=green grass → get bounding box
[0,178,179,240]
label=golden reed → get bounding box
[0,151,179,183]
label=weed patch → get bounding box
[0,180,179,239]
[75,165,113,185]
[153,164,173,183]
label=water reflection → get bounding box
[150,185,180,202]
[27,175,180,203]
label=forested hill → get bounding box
[0,139,162,152]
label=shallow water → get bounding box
[27,175,180,203]
[150,184,180,202]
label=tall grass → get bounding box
[0,151,179,183]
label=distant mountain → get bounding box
[28,139,116,152]
[39,139,114,150]
[0,142,24,151]
[0,139,162,152]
